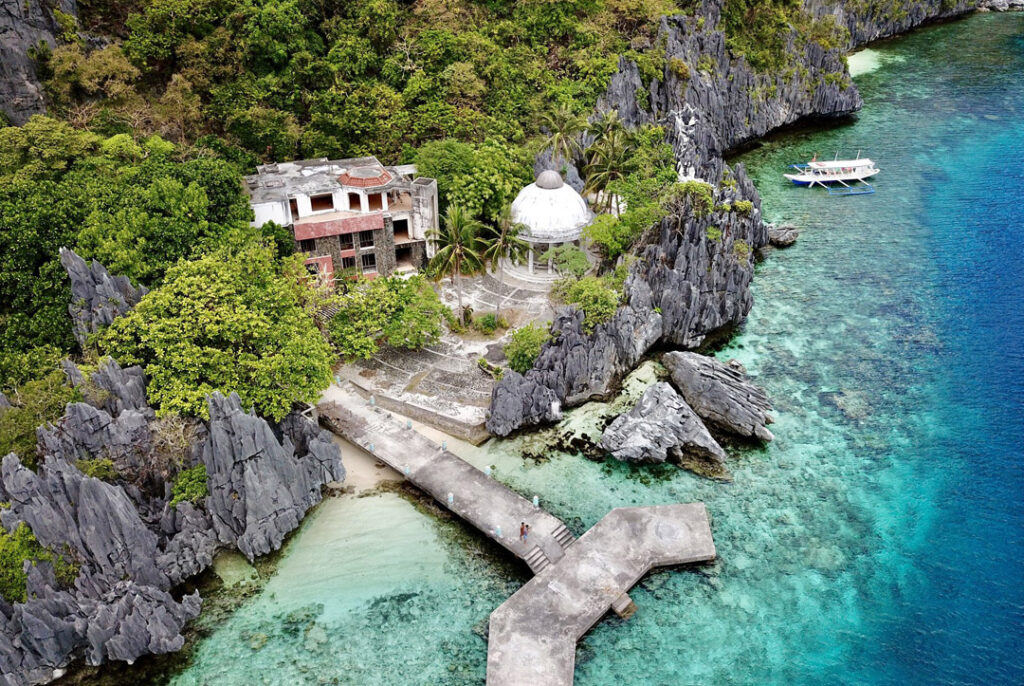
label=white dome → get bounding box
[511,173,593,243]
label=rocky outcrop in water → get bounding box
[663,351,774,442]
[768,224,800,248]
[489,0,980,435]
[59,249,147,349]
[0,358,344,684]
[0,0,77,124]
[805,1,980,47]
[601,382,727,475]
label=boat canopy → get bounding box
[809,158,875,169]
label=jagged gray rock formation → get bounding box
[488,0,980,436]
[601,382,726,476]
[59,249,147,349]
[768,224,800,248]
[663,351,774,442]
[0,0,77,124]
[532,148,585,193]
[0,454,201,683]
[0,359,344,684]
[805,0,979,47]
[201,392,345,560]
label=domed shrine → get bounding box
[509,170,593,277]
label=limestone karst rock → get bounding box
[601,382,727,476]
[59,249,147,349]
[662,351,774,442]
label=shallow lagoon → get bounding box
[171,13,1024,685]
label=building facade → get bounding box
[245,157,439,282]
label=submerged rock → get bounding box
[768,224,800,248]
[662,351,774,442]
[601,382,727,477]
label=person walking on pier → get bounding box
[524,524,530,543]
[520,522,526,542]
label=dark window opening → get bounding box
[393,218,410,244]
[289,198,299,219]
[339,233,354,250]
[347,192,361,211]
[299,238,316,253]
[341,256,356,270]
[358,230,375,248]
[361,253,377,271]
[310,194,334,212]
[367,193,383,211]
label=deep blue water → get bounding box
[171,13,1024,685]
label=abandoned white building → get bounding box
[245,157,439,281]
[509,169,593,279]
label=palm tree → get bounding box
[482,206,530,319]
[428,205,484,325]
[587,109,623,144]
[541,103,586,169]
[584,127,636,212]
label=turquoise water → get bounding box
[170,14,1024,685]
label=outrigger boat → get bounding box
[784,154,879,195]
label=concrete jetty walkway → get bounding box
[318,398,575,572]
[318,389,716,685]
[487,504,716,686]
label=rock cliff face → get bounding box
[0,359,344,684]
[805,0,979,47]
[0,0,76,124]
[487,0,978,436]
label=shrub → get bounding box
[706,226,723,241]
[473,313,508,336]
[540,244,590,279]
[76,458,118,480]
[667,180,714,217]
[669,57,690,80]
[563,276,621,333]
[504,323,551,374]
[733,240,752,263]
[0,521,79,603]
[733,200,754,216]
[329,275,447,358]
[0,369,77,470]
[170,464,208,508]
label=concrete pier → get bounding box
[319,392,716,685]
[318,399,575,572]
[486,504,717,686]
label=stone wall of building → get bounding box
[373,217,397,276]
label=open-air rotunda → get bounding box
[507,169,594,281]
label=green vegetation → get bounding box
[0,116,256,359]
[170,463,208,508]
[481,206,530,319]
[428,205,485,324]
[0,369,78,470]
[733,239,752,263]
[540,244,591,279]
[100,242,333,421]
[76,458,118,480]
[41,0,682,162]
[471,313,508,336]
[413,140,530,222]
[706,226,723,241]
[668,180,714,216]
[328,275,446,359]
[504,323,551,374]
[0,521,79,603]
[557,275,622,333]
[732,199,754,215]
[720,0,848,73]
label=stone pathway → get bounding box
[318,396,574,571]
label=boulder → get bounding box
[601,382,727,476]
[662,351,774,442]
[768,224,800,248]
